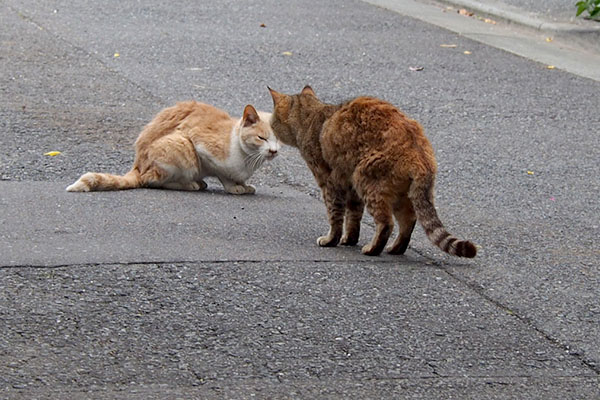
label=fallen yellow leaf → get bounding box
[547,65,555,69]
[483,18,496,24]
[113,53,120,58]
[440,44,457,48]
[527,171,534,175]
[282,51,293,56]
[546,37,553,42]
[463,51,472,55]
[44,151,61,156]
[458,9,474,16]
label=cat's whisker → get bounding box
[244,152,256,167]
[245,151,265,171]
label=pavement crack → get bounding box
[0,258,406,270]
[439,265,600,376]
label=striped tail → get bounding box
[408,176,477,258]
[66,170,142,192]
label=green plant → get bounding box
[576,0,600,20]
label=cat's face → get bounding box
[239,105,280,162]
[268,86,320,147]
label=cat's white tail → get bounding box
[66,170,142,192]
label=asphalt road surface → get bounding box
[1,0,599,398]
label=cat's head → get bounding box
[268,85,321,147]
[239,104,280,162]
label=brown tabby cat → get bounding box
[268,86,476,258]
[67,101,279,194]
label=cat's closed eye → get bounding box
[258,136,268,141]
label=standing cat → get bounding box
[67,101,280,194]
[269,86,476,258]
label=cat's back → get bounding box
[180,101,232,125]
[137,101,232,146]
[324,96,431,152]
[321,96,435,175]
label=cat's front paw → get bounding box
[317,235,339,247]
[243,184,256,194]
[226,184,249,195]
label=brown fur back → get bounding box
[269,87,476,258]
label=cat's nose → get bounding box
[269,149,278,155]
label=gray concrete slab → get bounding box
[0,181,421,266]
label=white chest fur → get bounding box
[194,125,255,183]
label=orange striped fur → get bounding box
[269,86,476,258]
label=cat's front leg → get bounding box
[317,183,345,247]
[340,188,364,246]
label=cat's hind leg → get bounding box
[141,162,202,191]
[359,187,394,256]
[340,188,364,246]
[162,181,202,191]
[387,196,416,255]
[141,133,202,191]
[195,179,208,191]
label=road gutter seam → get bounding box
[437,262,600,375]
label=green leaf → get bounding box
[576,3,587,16]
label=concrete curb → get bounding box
[435,0,600,52]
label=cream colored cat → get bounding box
[67,101,280,194]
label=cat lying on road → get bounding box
[67,101,279,194]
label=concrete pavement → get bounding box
[1,0,599,398]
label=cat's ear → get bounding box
[301,85,316,97]
[242,104,259,127]
[268,86,284,106]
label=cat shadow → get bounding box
[195,188,280,200]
